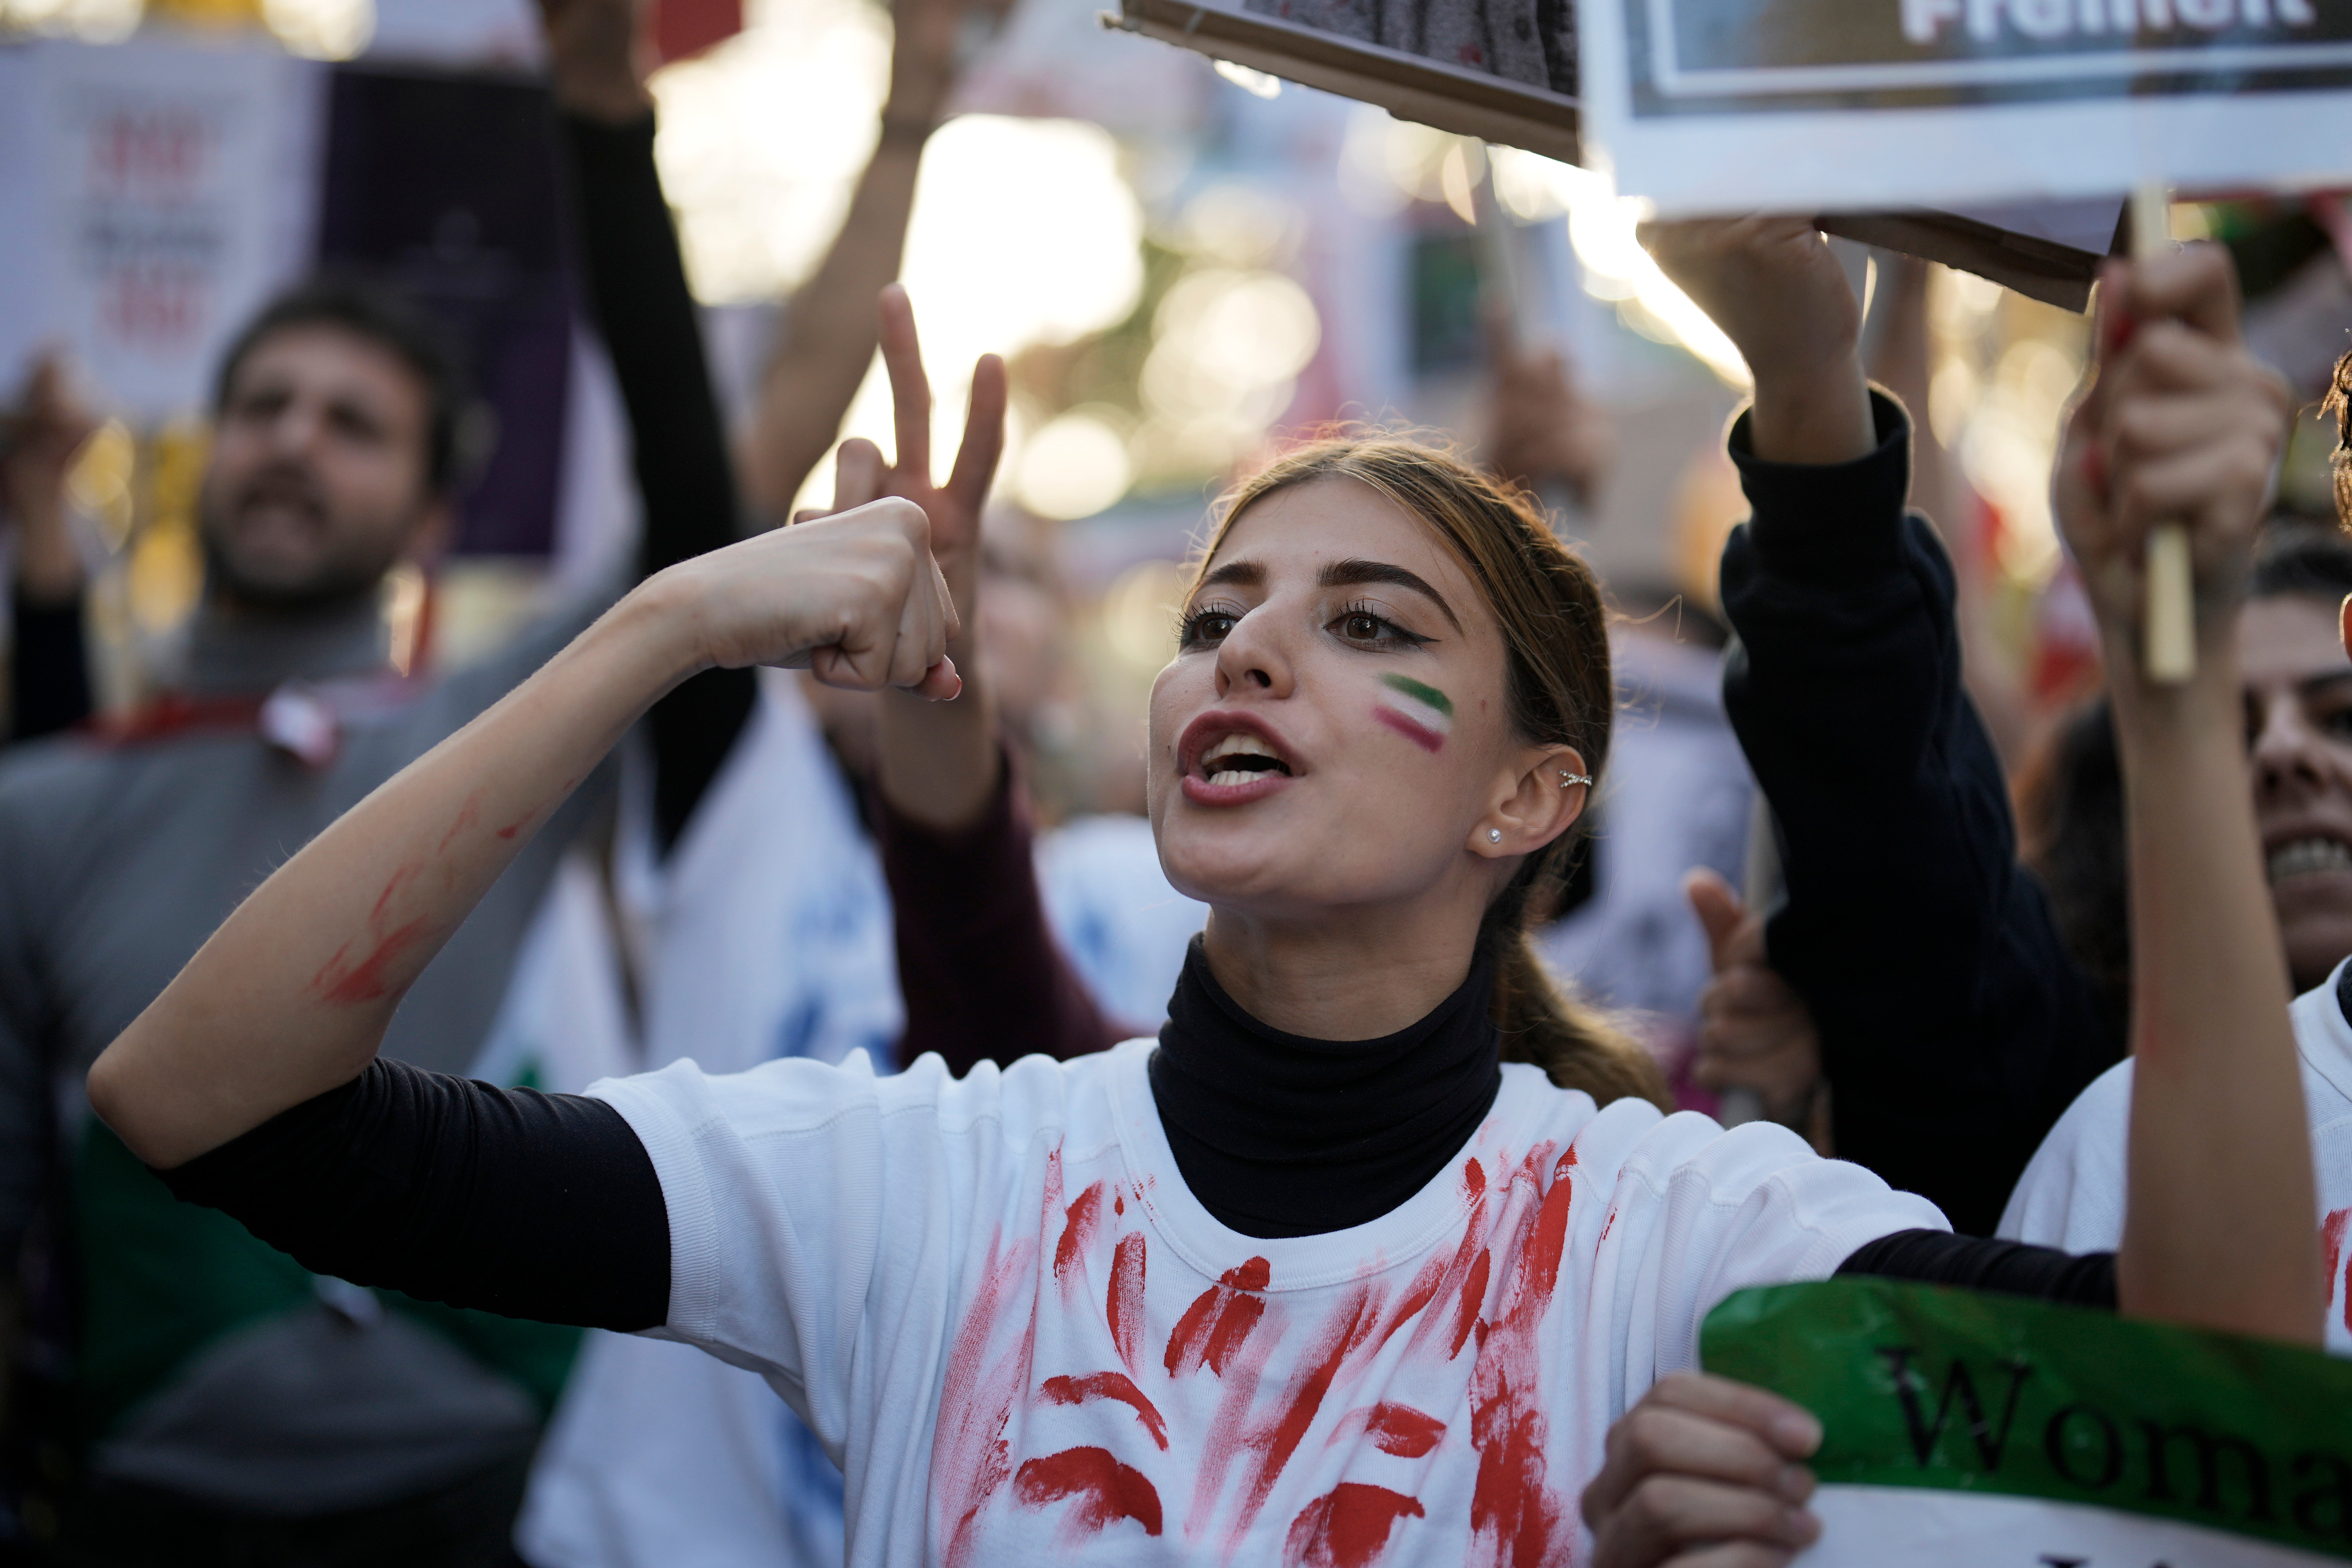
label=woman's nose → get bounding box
[1212,611,1294,700]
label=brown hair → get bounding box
[2327,346,2352,529]
[1198,435,1671,1113]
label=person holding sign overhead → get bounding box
[1581,220,2312,1565]
[72,222,2315,1563]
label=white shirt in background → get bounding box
[1035,812,1208,1029]
[593,1041,1943,1568]
[518,677,898,1568]
[1999,957,2352,1355]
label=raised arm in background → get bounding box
[1645,220,2119,1236]
[541,0,756,853]
[2053,244,2307,1329]
[737,0,1001,518]
[1578,231,2313,1568]
[830,288,1125,1072]
[1,354,96,741]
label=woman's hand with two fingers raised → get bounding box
[1582,1372,1825,1568]
[648,494,963,700]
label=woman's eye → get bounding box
[1330,606,1426,648]
[1179,609,1238,648]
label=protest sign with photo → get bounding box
[1703,1278,2352,1568]
[1104,0,2124,305]
[1577,0,2352,215]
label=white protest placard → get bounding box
[1576,0,2352,216]
[1703,1279,2352,1568]
[0,39,320,422]
[1105,0,2122,305]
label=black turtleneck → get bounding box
[1149,935,1503,1239]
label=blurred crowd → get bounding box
[0,0,2349,1562]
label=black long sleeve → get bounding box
[11,592,92,742]
[158,1057,669,1332]
[559,113,757,853]
[1837,1228,2115,1306]
[877,754,1131,1078]
[1719,391,2122,1237]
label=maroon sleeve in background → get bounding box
[876,753,1133,1077]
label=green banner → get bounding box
[1701,1279,2352,1562]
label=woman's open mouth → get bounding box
[1178,713,1298,806]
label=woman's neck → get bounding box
[1151,935,1502,1239]
[1200,896,1486,1041]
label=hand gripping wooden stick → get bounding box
[2132,182,2196,684]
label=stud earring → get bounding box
[1558,771,1592,788]
[1487,828,1502,843]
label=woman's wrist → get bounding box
[609,566,723,690]
[1745,350,1875,466]
[2105,637,2243,753]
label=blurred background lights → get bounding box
[1017,408,1134,520]
[1211,59,1281,98]
[811,113,1144,509]
[652,0,895,304]
[1173,181,1301,270]
[0,0,142,40]
[261,0,370,59]
[1102,557,1191,668]
[1134,264,1320,476]
[1155,268,1318,391]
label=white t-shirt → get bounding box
[2000,958,2352,1356]
[591,1038,1943,1567]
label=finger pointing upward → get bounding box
[879,283,933,485]
[947,352,1008,518]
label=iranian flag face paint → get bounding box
[1373,672,1453,753]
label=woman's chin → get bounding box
[1156,816,1314,911]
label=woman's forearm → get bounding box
[2111,655,2322,1342]
[742,144,926,517]
[876,623,998,830]
[89,583,702,1168]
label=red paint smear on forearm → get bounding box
[313,917,433,1004]
[436,790,482,854]
[310,861,436,1004]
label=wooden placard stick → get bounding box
[2133,182,2196,684]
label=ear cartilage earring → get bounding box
[1558,771,1593,788]
[1487,828,1502,843]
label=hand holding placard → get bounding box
[2052,243,2287,699]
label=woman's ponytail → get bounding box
[1481,862,1672,1113]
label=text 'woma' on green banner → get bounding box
[1702,1278,2352,1566]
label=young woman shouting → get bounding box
[87,229,2315,1568]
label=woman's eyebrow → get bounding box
[1318,559,1462,633]
[1197,560,1265,592]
